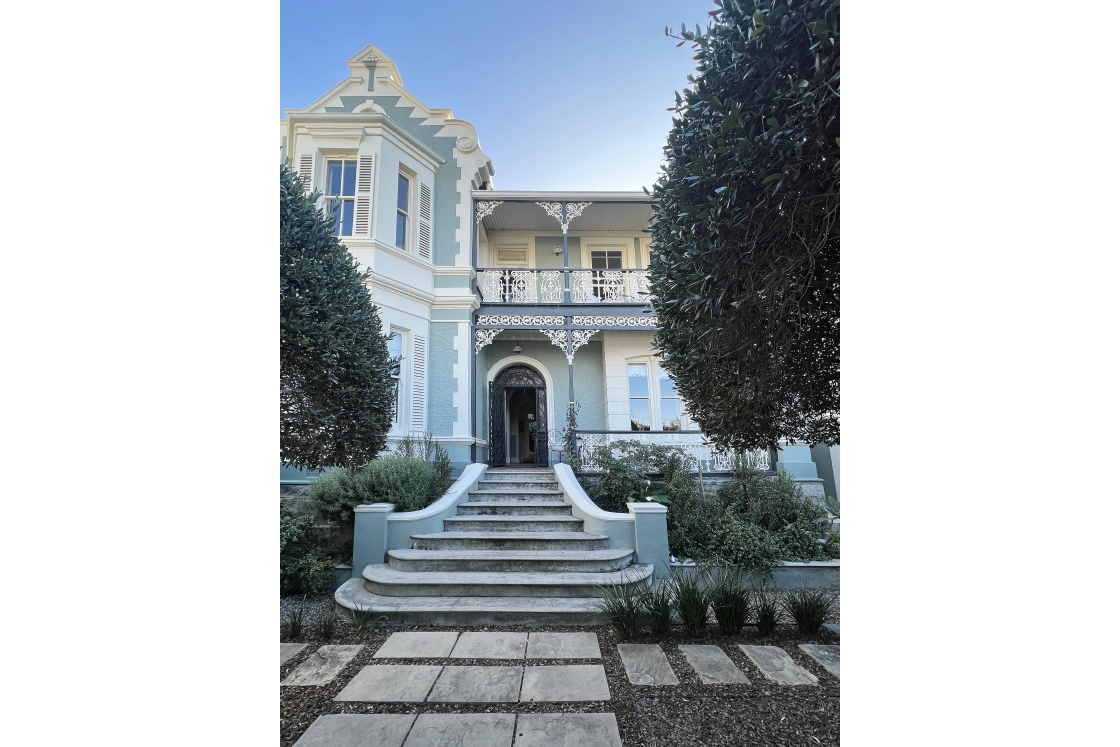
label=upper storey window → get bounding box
[591,250,623,270]
[326,159,357,237]
[395,174,410,250]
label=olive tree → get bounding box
[649,0,840,450]
[280,164,395,470]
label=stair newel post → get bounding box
[626,502,672,580]
[352,503,394,577]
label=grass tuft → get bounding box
[641,579,674,636]
[345,605,374,631]
[754,591,779,636]
[313,611,337,640]
[708,565,751,636]
[669,567,710,637]
[284,598,306,639]
[783,589,833,636]
[597,575,646,640]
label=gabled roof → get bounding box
[346,44,402,86]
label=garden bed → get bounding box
[280,591,840,747]
[670,559,839,590]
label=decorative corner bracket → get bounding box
[475,328,501,353]
[475,201,503,223]
[536,201,592,234]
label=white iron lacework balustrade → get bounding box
[571,272,594,303]
[597,271,625,302]
[575,432,769,473]
[509,271,536,303]
[539,271,563,303]
[479,271,505,302]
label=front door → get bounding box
[489,365,548,467]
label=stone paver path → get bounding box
[526,632,601,659]
[293,714,415,747]
[739,645,818,686]
[282,645,365,686]
[678,645,750,684]
[335,665,443,703]
[281,643,307,667]
[375,632,460,659]
[824,623,840,636]
[520,664,610,702]
[798,644,840,678]
[514,713,623,747]
[616,644,679,686]
[450,631,528,659]
[427,665,524,703]
[404,713,516,747]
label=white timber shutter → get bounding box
[410,335,427,432]
[354,155,373,237]
[298,154,314,195]
[418,182,432,261]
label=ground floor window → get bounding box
[629,360,688,431]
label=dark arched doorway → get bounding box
[489,364,548,467]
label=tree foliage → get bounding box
[649,0,840,450]
[281,164,395,470]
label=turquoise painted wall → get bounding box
[327,96,462,267]
[474,340,606,459]
[533,236,583,269]
[433,275,470,289]
[428,323,458,437]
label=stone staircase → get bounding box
[336,467,653,625]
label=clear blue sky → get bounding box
[281,0,714,191]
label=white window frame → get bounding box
[395,169,413,253]
[387,327,409,431]
[626,358,691,432]
[324,157,359,237]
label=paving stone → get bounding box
[281,643,308,667]
[514,713,623,747]
[403,713,516,747]
[427,665,524,703]
[374,632,460,659]
[293,714,416,747]
[678,645,750,685]
[334,665,443,703]
[616,644,679,686]
[825,623,840,636]
[526,632,601,659]
[798,644,840,678]
[520,664,611,702]
[450,631,527,659]
[282,645,365,686]
[738,645,818,686]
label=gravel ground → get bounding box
[280,589,839,747]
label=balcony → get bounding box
[571,430,774,474]
[476,269,651,305]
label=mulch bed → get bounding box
[280,590,839,747]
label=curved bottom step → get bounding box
[335,578,609,626]
[362,563,653,598]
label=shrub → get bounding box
[579,440,690,513]
[280,504,335,596]
[284,599,306,638]
[708,565,752,636]
[783,589,833,636]
[597,580,645,640]
[669,568,710,637]
[823,531,840,559]
[308,433,456,521]
[307,467,363,525]
[754,591,780,636]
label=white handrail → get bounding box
[553,463,634,523]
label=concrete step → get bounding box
[362,563,654,598]
[335,578,608,625]
[443,515,584,533]
[412,531,609,551]
[387,548,635,573]
[476,479,559,491]
[468,490,565,501]
[482,470,557,481]
[455,500,572,516]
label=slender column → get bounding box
[470,201,478,463]
[562,201,571,303]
